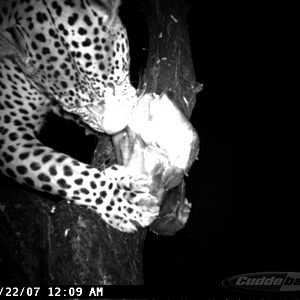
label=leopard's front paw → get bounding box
[100,165,160,232]
[103,192,160,233]
[118,183,160,232]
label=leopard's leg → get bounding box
[0,58,159,233]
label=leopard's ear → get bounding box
[90,0,121,26]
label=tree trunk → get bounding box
[0,0,200,285]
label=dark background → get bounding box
[35,0,289,291]
[118,0,286,288]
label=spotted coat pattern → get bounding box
[0,0,159,232]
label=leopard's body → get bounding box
[0,0,159,233]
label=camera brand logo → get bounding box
[222,272,300,293]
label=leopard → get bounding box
[0,0,161,233]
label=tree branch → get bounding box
[0,0,200,285]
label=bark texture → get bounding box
[0,0,200,285]
[140,0,202,117]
